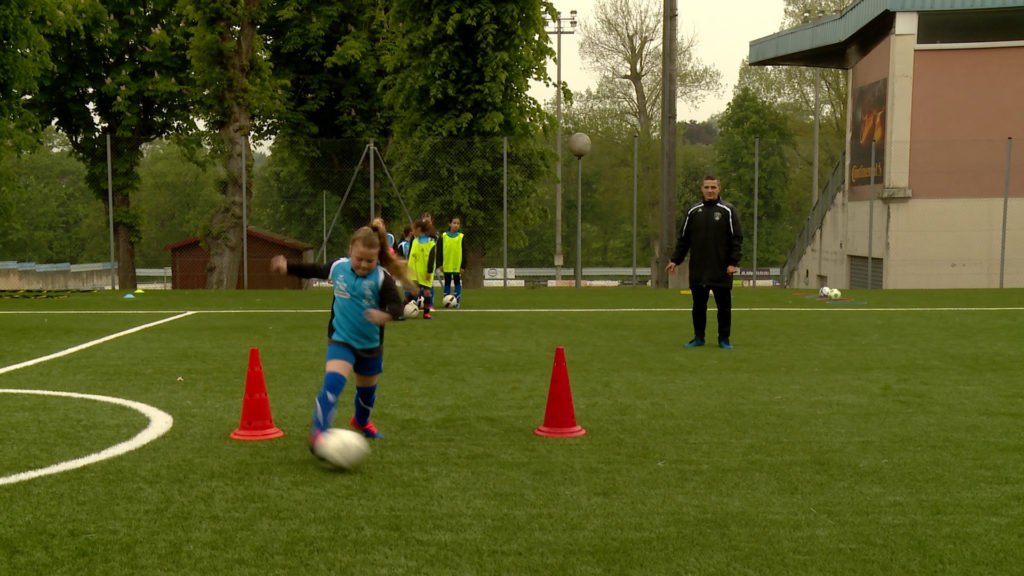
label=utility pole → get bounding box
[657,0,678,288]
[546,9,577,282]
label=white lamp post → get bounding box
[568,132,591,289]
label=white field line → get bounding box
[0,309,321,313]
[0,304,1018,483]
[1,307,1023,316]
[0,311,195,376]
[415,307,1024,312]
[0,389,173,486]
[0,312,192,486]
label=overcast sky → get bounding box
[530,0,789,122]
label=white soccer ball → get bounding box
[819,286,831,298]
[442,294,458,308]
[315,428,370,470]
[828,288,842,300]
[403,300,420,318]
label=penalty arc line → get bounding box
[0,312,193,486]
[0,389,174,486]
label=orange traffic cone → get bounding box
[230,347,285,440]
[534,346,586,438]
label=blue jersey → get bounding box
[327,258,386,350]
[284,258,402,353]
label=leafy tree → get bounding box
[260,1,394,252]
[0,0,60,153]
[714,87,794,267]
[577,0,722,138]
[179,0,283,288]
[382,0,553,139]
[681,120,718,146]
[29,0,194,289]
[554,102,719,270]
[0,129,109,263]
[249,143,351,261]
[736,0,850,204]
[264,0,390,142]
[134,139,224,267]
[381,1,555,282]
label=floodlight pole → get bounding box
[105,134,116,290]
[999,137,1013,288]
[657,0,678,289]
[813,68,821,206]
[322,190,327,264]
[242,138,248,290]
[632,133,638,285]
[546,10,577,282]
[868,139,876,290]
[753,137,760,288]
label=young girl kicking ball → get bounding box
[270,223,408,452]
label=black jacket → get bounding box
[670,198,743,288]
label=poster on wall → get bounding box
[850,78,887,186]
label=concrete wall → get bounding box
[0,263,120,291]
[787,191,850,290]
[886,198,1024,288]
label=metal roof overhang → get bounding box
[749,0,1024,69]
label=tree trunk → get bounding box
[104,145,141,291]
[203,8,256,289]
[205,126,249,289]
[634,78,650,136]
[463,245,486,289]
[115,218,137,290]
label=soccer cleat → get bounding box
[685,338,705,348]
[350,416,383,439]
[309,430,326,460]
[422,312,433,320]
[718,339,733,349]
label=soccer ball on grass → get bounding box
[314,428,370,470]
[819,286,831,298]
[828,288,842,300]
[442,294,458,308]
[403,300,421,318]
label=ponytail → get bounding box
[370,219,414,288]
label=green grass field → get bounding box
[2,287,1023,575]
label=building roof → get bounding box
[749,0,1024,68]
[164,228,313,252]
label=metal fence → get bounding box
[3,133,1019,290]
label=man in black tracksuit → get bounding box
[666,175,743,349]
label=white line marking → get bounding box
[434,307,1024,312]
[0,313,192,486]
[0,311,195,376]
[0,389,174,486]
[0,310,324,314]
[1,307,1022,316]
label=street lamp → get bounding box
[568,132,591,289]
[546,9,577,281]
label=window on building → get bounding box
[918,9,1024,44]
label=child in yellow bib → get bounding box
[441,217,464,307]
[408,218,438,319]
